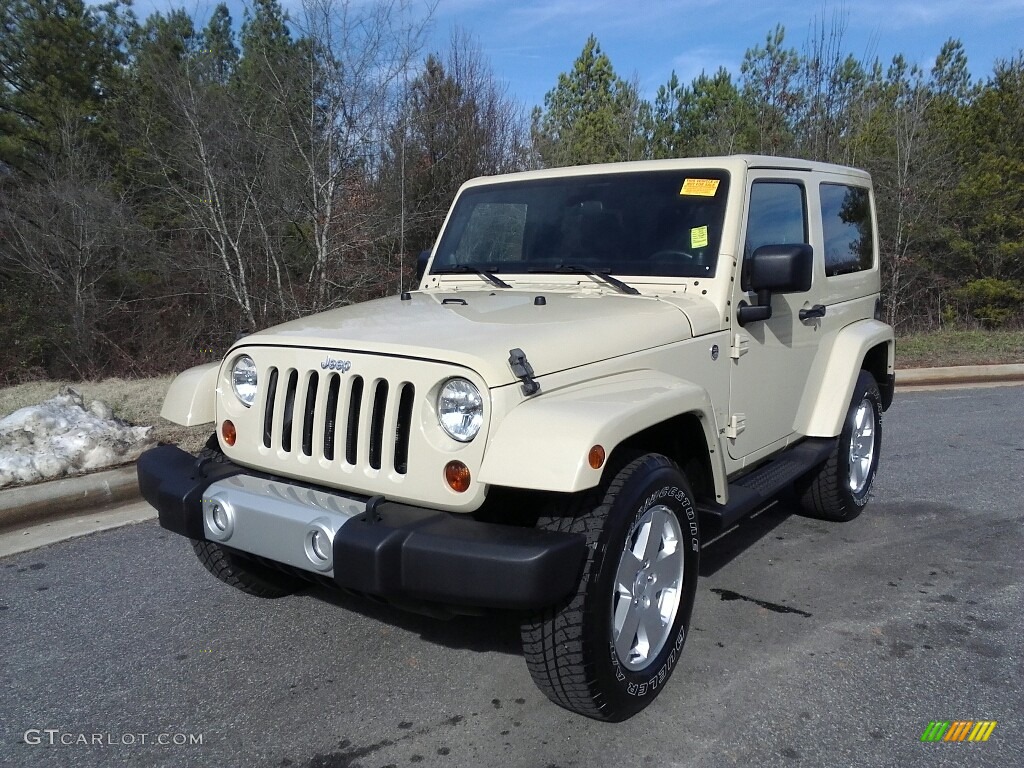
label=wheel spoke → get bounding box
[649,549,683,589]
[642,509,666,563]
[615,550,642,595]
[614,598,643,661]
[639,598,668,648]
[850,460,865,490]
[855,403,868,432]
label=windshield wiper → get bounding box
[433,264,511,289]
[527,264,640,295]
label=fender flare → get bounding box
[160,362,220,426]
[797,319,894,437]
[479,370,726,497]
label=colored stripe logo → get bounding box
[921,721,997,742]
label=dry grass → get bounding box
[0,376,210,455]
[897,329,1024,368]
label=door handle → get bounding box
[799,304,827,321]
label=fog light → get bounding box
[444,461,471,493]
[211,503,228,532]
[203,497,234,540]
[311,529,330,561]
[304,519,335,572]
[222,420,236,446]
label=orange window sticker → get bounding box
[691,226,709,249]
[680,178,720,197]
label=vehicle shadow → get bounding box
[303,581,526,657]
[297,499,800,656]
[699,501,795,578]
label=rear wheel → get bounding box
[797,370,882,521]
[521,454,700,721]
[189,439,303,599]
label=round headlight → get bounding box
[230,355,258,407]
[437,378,483,442]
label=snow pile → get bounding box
[0,387,155,489]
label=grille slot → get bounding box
[301,372,318,456]
[281,370,298,453]
[394,383,414,475]
[323,373,341,461]
[263,368,279,448]
[368,380,389,470]
[345,376,364,465]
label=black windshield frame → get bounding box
[431,170,731,279]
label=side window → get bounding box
[452,203,527,264]
[820,184,874,276]
[743,181,807,259]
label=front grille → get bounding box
[262,367,415,475]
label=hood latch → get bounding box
[508,348,540,397]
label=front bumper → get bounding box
[137,445,586,610]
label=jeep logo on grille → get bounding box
[320,357,351,372]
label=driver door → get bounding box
[727,175,823,461]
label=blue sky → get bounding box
[126,0,1024,108]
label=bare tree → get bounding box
[270,0,434,309]
[796,11,867,164]
[0,119,138,375]
[383,27,529,264]
[835,54,957,331]
[128,0,433,329]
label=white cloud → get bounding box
[852,0,1024,28]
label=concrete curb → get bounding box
[896,363,1024,387]
[0,465,140,533]
[0,363,1021,540]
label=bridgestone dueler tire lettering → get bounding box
[520,454,700,721]
[797,370,883,521]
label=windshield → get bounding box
[432,170,730,279]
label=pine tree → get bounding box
[0,0,130,174]
[199,4,239,86]
[532,35,645,167]
[740,25,801,155]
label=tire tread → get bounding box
[521,454,681,721]
[798,371,881,521]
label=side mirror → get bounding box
[738,244,813,326]
[416,250,431,283]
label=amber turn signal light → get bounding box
[444,461,471,492]
[221,420,236,446]
[588,445,606,469]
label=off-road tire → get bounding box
[797,370,882,521]
[520,454,700,721]
[189,440,303,599]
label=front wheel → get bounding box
[521,454,700,721]
[797,370,883,521]
[189,439,304,598]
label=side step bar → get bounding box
[698,438,837,535]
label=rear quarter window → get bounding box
[820,183,874,276]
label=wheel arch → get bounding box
[608,413,721,505]
[478,371,728,503]
[796,319,894,437]
[160,362,220,426]
[862,341,894,410]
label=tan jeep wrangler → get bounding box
[138,155,894,721]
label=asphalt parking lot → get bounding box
[1,385,1022,768]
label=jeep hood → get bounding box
[235,291,706,387]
